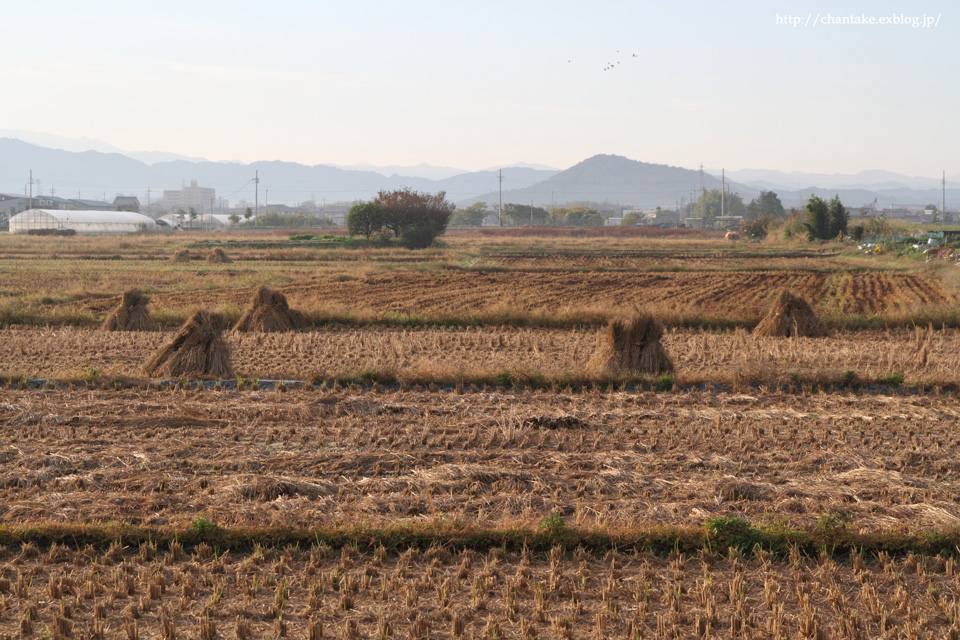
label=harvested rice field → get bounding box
[0,325,956,386]
[0,388,958,531]
[2,536,960,640]
[0,232,957,329]
[4,231,960,639]
[19,268,958,329]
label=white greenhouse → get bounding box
[9,209,158,235]
[157,213,235,231]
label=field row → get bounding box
[0,326,956,385]
[1,388,958,532]
[1,265,956,330]
[1,541,960,639]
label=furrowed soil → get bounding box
[46,269,960,326]
[1,388,957,532]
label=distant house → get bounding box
[113,196,141,212]
[0,193,61,214]
[318,205,351,227]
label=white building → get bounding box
[10,209,157,235]
[159,180,216,213]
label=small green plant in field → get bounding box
[538,512,567,537]
[703,517,763,553]
[656,374,674,392]
[878,371,904,386]
[789,371,802,386]
[496,370,514,387]
[843,370,857,385]
[85,368,101,386]
[188,516,220,541]
[815,511,853,534]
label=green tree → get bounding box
[827,195,848,238]
[742,214,773,240]
[503,203,549,226]
[804,195,831,241]
[176,208,186,226]
[549,205,603,227]
[746,191,785,220]
[244,207,253,221]
[346,202,385,238]
[228,213,240,225]
[188,207,198,222]
[686,189,747,220]
[374,188,453,248]
[450,202,491,227]
[621,211,643,226]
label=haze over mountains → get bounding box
[1,133,958,212]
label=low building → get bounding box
[114,196,141,212]
[9,209,157,235]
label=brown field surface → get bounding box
[1,388,957,531]
[1,232,957,329]
[1,539,958,640]
[5,232,960,638]
[0,325,955,385]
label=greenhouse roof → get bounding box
[14,209,156,225]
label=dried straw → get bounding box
[587,312,674,375]
[233,286,306,332]
[171,249,191,263]
[753,290,829,337]
[102,289,157,331]
[206,248,232,264]
[144,311,233,377]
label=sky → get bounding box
[2,1,957,175]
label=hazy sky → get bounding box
[3,1,956,175]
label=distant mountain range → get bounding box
[1,135,958,212]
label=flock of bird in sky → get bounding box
[568,51,639,70]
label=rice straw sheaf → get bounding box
[587,312,674,375]
[233,286,307,332]
[171,249,191,263]
[753,289,829,337]
[102,289,157,331]
[206,247,232,263]
[144,311,233,378]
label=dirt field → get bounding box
[1,388,957,531]
[47,268,957,327]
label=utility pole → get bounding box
[721,169,725,217]
[146,188,151,214]
[498,169,503,227]
[943,170,947,223]
[699,162,704,218]
[265,188,269,215]
[28,170,33,210]
[530,200,534,226]
[254,170,260,225]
